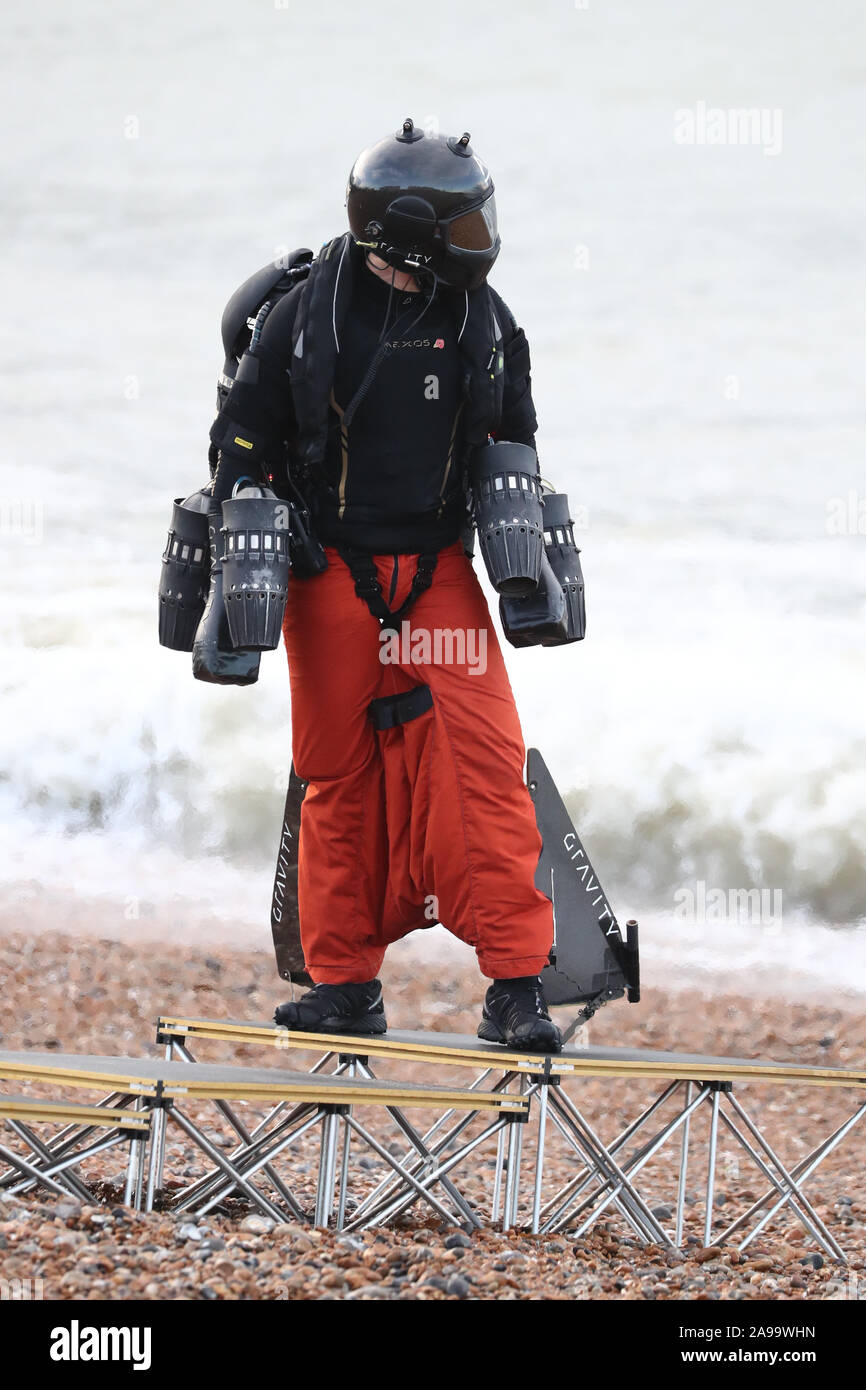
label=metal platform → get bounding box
[157,1016,866,1087]
[0,1049,528,1228]
[2,1026,864,1257]
[152,1017,866,1258]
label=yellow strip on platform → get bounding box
[0,1060,158,1096]
[156,1015,584,1076]
[0,1096,151,1130]
[159,1080,526,1112]
[156,1016,866,1090]
[0,1052,528,1115]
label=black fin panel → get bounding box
[270,766,312,986]
[528,747,633,1007]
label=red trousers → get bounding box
[282,542,553,983]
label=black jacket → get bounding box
[209,234,538,552]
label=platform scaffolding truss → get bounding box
[536,1078,866,1263]
[0,1094,151,1205]
[155,1017,866,1258]
[0,1050,528,1227]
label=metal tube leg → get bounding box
[336,1132,352,1231]
[123,1131,139,1208]
[507,1078,527,1229]
[315,1110,340,1229]
[124,1132,141,1208]
[502,1117,521,1232]
[125,1097,147,1211]
[676,1081,692,1246]
[124,1128,143,1206]
[492,1123,506,1223]
[704,1088,722,1247]
[531,1083,550,1235]
[336,1064,355,1232]
[145,1105,167,1213]
[154,1108,168,1199]
[155,1042,175,1191]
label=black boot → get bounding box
[477,976,562,1052]
[274,979,387,1036]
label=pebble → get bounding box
[446,1275,472,1298]
[240,1216,275,1235]
[695,1246,722,1264]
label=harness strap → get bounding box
[339,548,439,628]
[368,684,433,731]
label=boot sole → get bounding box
[275,1013,388,1038]
[477,1017,562,1053]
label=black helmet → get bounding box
[346,118,500,291]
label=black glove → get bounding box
[499,552,568,648]
[191,499,261,686]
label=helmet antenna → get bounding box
[396,116,423,144]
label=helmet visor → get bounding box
[446,195,498,251]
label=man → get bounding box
[207,119,562,1051]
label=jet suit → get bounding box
[209,235,554,983]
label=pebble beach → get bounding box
[0,927,863,1302]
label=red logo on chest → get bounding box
[433,338,445,349]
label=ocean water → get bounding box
[1,0,865,981]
